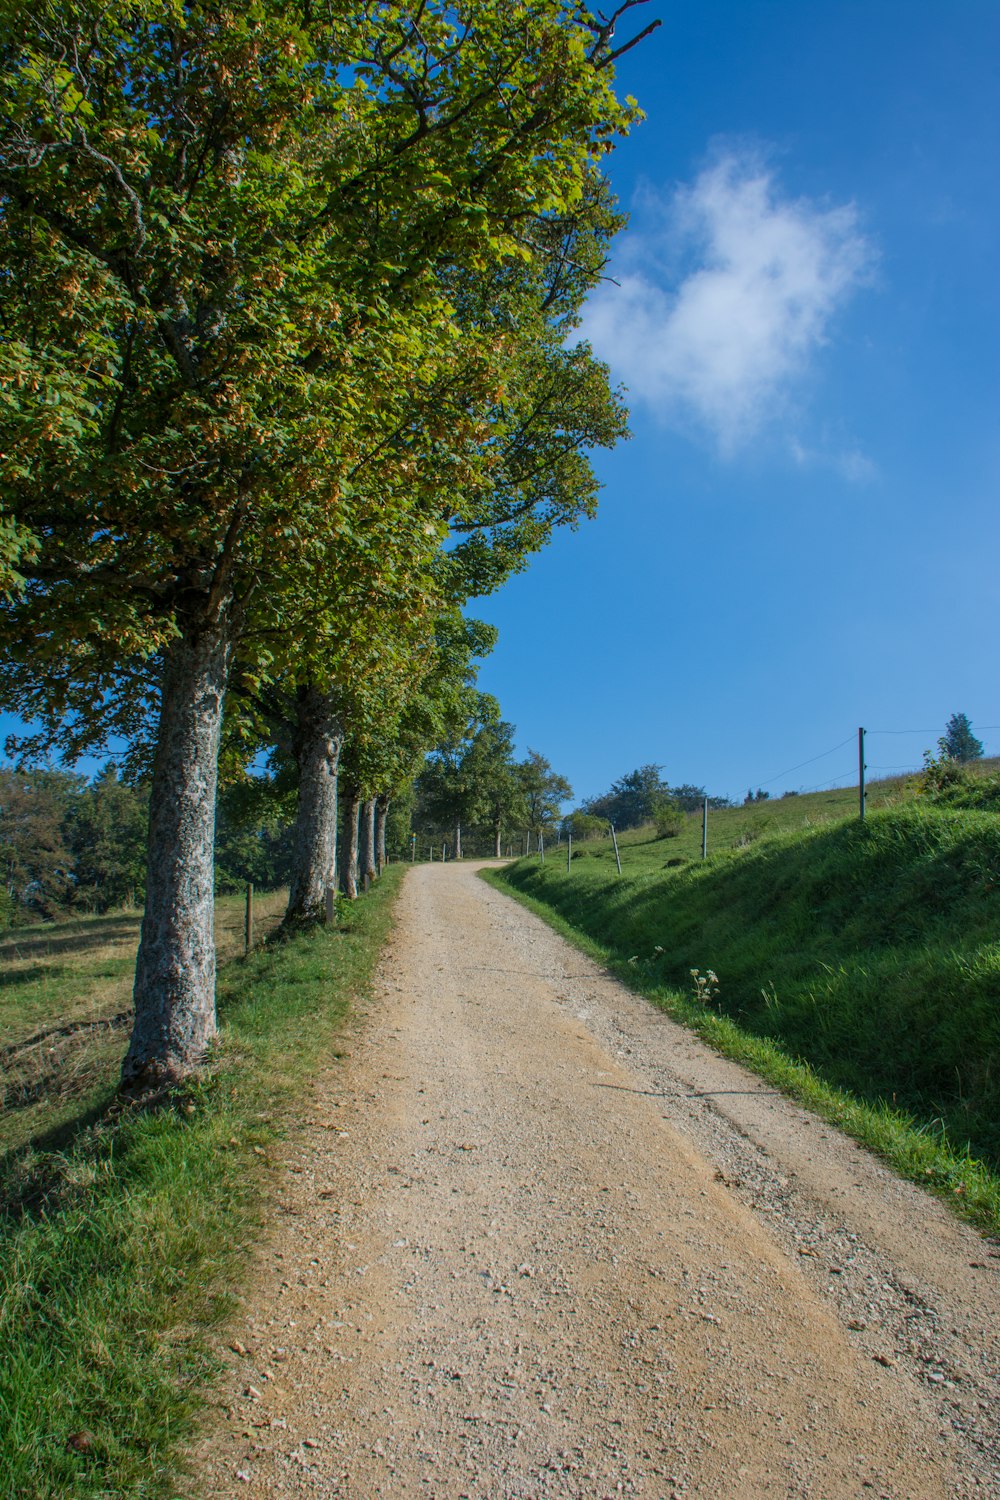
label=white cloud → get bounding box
[790,437,878,485]
[580,150,876,452]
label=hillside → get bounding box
[500,771,1000,1172]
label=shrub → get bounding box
[563,811,608,841]
[653,799,684,838]
[920,754,1000,812]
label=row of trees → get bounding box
[1,1,657,1084]
[0,709,573,925]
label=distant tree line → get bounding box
[0,766,299,926]
[572,764,730,834]
[0,766,145,924]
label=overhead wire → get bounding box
[753,736,855,790]
[748,723,997,798]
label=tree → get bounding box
[0,0,649,1086]
[268,168,632,915]
[461,719,525,857]
[414,705,492,860]
[938,713,983,764]
[0,768,77,921]
[67,766,147,911]
[670,782,730,812]
[214,774,295,895]
[519,749,573,839]
[583,764,668,829]
[562,809,608,842]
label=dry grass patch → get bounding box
[0,890,288,1156]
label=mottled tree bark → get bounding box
[339,785,360,899]
[359,797,377,888]
[284,687,343,924]
[122,620,233,1089]
[375,793,389,873]
[493,818,502,859]
[454,821,462,860]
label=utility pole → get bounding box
[702,797,709,859]
[567,832,572,873]
[859,727,866,822]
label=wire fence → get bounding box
[748,724,1000,800]
[542,720,1000,874]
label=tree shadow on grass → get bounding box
[0,962,66,990]
[0,1083,122,1226]
[0,916,142,963]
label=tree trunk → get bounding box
[122,619,233,1090]
[284,687,343,924]
[454,820,462,860]
[494,817,502,859]
[359,797,376,888]
[339,786,360,899]
[375,794,389,873]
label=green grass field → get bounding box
[493,771,1000,1233]
[0,871,403,1500]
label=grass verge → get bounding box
[481,864,1000,1240]
[0,867,404,1500]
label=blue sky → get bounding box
[475,0,1000,805]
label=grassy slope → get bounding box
[0,869,403,1500]
[493,781,1000,1232]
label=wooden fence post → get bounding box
[610,822,622,876]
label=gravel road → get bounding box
[192,861,1000,1499]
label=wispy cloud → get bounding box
[580,148,876,453]
[790,438,879,485]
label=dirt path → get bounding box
[192,862,1000,1498]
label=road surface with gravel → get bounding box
[190,860,1000,1499]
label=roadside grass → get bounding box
[0,868,403,1500]
[487,793,1000,1239]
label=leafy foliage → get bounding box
[0,765,297,922]
[581,765,728,829]
[519,748,572,835]
[0,767,77,920]
[919,754,1000,811]
[0,0,650,1072]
